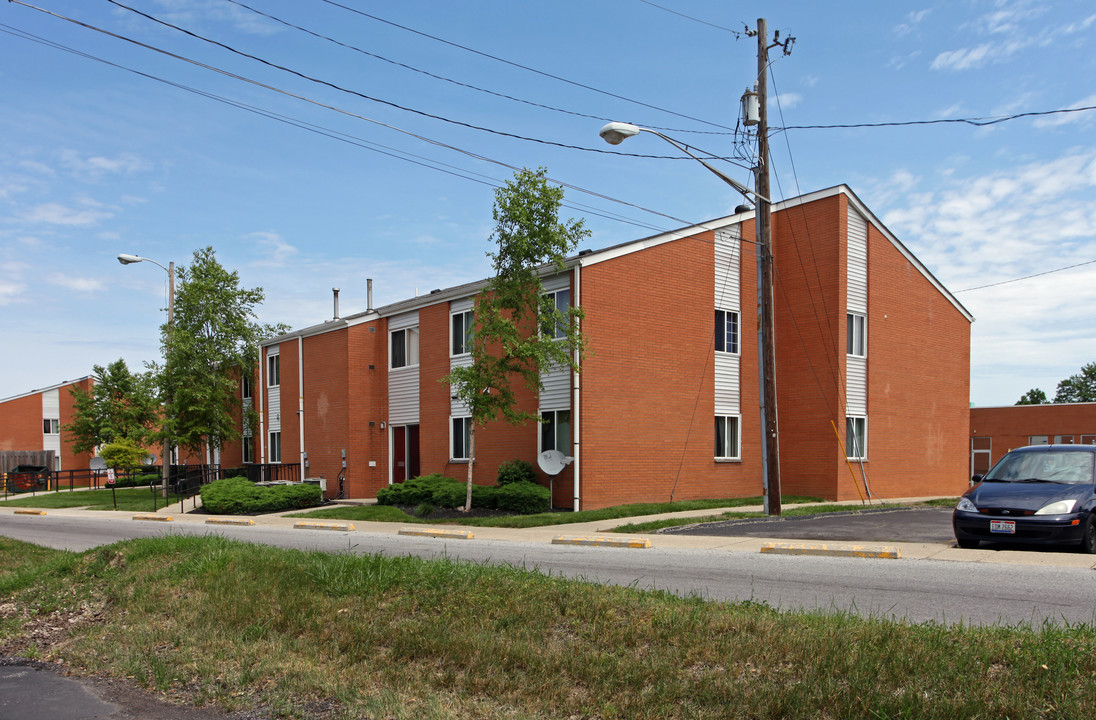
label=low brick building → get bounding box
[0,377,94,472]
[969,403,1096,476]
[240,185,973,509]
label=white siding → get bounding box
[847,209,868,314]
[539,273,571,412]
[846,356,867,416]
[449,354,472,416]
[714,226,741,415]
[42,389,60,460]
[388,311,420,425]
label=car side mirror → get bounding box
[970,474,984,486]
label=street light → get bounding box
[599,118,782,516]
[118,253,175,499]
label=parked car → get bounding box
[953,444,1096,551]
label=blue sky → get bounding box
[1,0,1094,406]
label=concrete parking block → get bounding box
[133,514,173,522]
[205,517,255,526]
[552,535,652,548]
[12,509,46,516]
[293,520,354,531]
[761,541,900,559]
[398,527,474,540]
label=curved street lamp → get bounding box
[118,253,174,499]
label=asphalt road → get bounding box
[664,506,958,543]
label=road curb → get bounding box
[205,517,255,526]
[398,527,474,540]
[552,535,652,548]
[761,541,900,559]
[133,514,173,522]
[12,509,45,516]
[293,520,354,531]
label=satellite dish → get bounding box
[89,457,107,471]
[141,454,157,466]
[537,450,573,477]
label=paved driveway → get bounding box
[662,506,957,544]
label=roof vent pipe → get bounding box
[333,288,340,320]
[367,278,373,312]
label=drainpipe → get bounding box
[298,336,305,481]
[572,264,582,512]
[258,346,266,463]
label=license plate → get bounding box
[990,519,1016,534]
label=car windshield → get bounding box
[985,451,1095,485]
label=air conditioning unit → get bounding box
[303,477,327,493]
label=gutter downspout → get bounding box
[258,346,266,464]
[572,263,582,512]
[298,336,305,481]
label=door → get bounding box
[392,424,420,482]
[971,437,992,479]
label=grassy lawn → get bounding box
[288,495,826,528]
[0,488,186,513]
[0,534,1090,720]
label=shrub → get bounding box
[495,481,550,514]
[376,474,457,506]
[413,503,435,518]
[496,459,537,486]
[112,472,159,489]
[98,439,149,470]
[200,477,322,515]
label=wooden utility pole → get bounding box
[755,18,782,516]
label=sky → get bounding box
[1,0,1095,407]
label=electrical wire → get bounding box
[635,0,746,35]
[776,104,1096,131]
[955,258,1096,293]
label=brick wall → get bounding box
[970,403,1096,467]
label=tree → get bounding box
[1015,388,1048,405]
[443,168,590,511]
[99,438,150,470]
[156,247,286,463]
[1054,362,1096,404]
[64,359,159,455]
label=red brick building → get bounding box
[0,377,94,472]
[243,185,974,509]
[969,403,1096,477]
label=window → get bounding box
[1029,435,1049,446]
[391,327,420,368]
[846,313,866,357]
[1082,435,1096,446]
[451,310,474,356]
[242,436,254,464]
[1055,435,1075,444]
[715,310,739,354]
[269,431,282,463]
[846,417,867,459]
[452,417,471,460]
[242,374,252,399]
[541,410,571,455]
[542,288,571,339]
[42,418,60,435]
[715,416,740,459]
[267,355,280,387]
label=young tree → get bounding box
[156,247,286,463]
[1055,362,1096,403]
[443,168,590,511]
[1015,388,1048,405]
[64,358,159,455]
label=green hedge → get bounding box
[376,473,546,514]
[200,477,323,515]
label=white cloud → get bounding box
[18,202,113,226]
[46,273,105,293]
[775,92,802,110]
[57,149,149,178]
[1033,94,1096,128]
[894,8,932,36]
[248,231,299,267]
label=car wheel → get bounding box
[1080,517,1096,554]
[956,538,979,549]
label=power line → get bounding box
[777,104,1096,131]
[634,0,746,35]
[955,258,1096,293]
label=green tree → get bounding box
[98,438,150,470]
[443,168,589,511]
[156,247,286,462]
[1054,362,1096,403]
[64,359,159,455]
[1015,388,1048,405]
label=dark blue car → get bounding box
[953,444,1096,551]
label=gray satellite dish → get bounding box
[537,450,573,477]
[89,457,107,471]
[141,454,157,466]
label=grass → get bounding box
[0,533,1093,720]
[0,487,186,512]
[289,495,827,528]
[615,499,961,533]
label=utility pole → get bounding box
[749,18,793,516]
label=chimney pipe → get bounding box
[332,287,340,320]
[367,278,373,312]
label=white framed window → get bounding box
[42,418,60,435]
[451,309,474,356]
[451,416,471,461]
[715,310,739,354]
[391,327,420,368]
[242,374,252,399]
[540,410,571,455]
[1029,435,1049,446]
[542,288,571,339]
[846,417,867,459]
[847,313,866,357]
[267,354,280,387]
[269,431,282,463]
[242,436,254,464]
[715,416,740,459]
[1055,435,1075,444]
[1082,435,1096,446]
